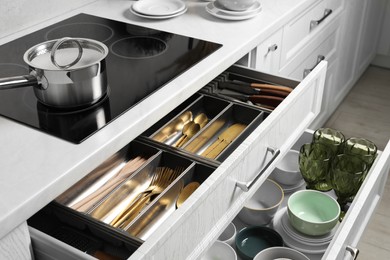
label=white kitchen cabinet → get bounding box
[252,29,283,74]
[355,0,387,77]
[0,222,32,260]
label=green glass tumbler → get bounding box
[312,127,345,154]
[299,142,332,191]
[342,137,377,172]
[329,154,368,208]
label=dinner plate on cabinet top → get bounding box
[132,0,186,16]
[130,4,188,19]
[205,2,262,20]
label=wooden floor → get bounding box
[324,66,390,259]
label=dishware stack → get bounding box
[206,0,262,20]
[273,190,340,256]
[130,0,188,19]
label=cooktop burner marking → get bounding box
[45,22,115,43]
[110,36,168,59]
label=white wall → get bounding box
[0,0,96,39]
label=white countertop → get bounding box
[0,0,315,239]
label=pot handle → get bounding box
[50,37,83,69]
[0,75,38,89]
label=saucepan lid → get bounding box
[23,37,108,71]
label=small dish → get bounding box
[238,179,284,225]
[287,190,340,236]
[216,0,257,11]
[254,246,310,260]
[212,1,262,16]
[217,222,236,247]
[235,226,283,260]
[271,149,303,186]
[130,5,188,20]
[201,241,237,260]
[205,2,262,21]
[272,208,330,254]
[132,0,186,16]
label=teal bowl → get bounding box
[287,190,340,236]
[235,226,283,260]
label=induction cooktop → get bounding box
[0,13,221,143]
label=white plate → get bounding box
[212,1,261,16]
[132,0,186,16]
[272,207,329,254]
[205,2,262,20]
[130,5,187,19]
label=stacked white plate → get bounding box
[130,0,187,19]
[206,0,262,20]
[272,207,339,255]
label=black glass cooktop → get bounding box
[0,13,221,143]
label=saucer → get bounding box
[213,1,262,16]
[132,0,186,16]
[130,4,187,19]
[206,2,262,20]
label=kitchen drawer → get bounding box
[292,130,390,260]
[233,129,390,260]
[279,12,340,80]
[280,0,342,68]
[253,29,283,74]
[29,63,327,259]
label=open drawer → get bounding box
[28,62,327,259]
[232,129,390,260]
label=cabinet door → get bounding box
[253,29,283,74]
[355,0,387,76]
[323,140,390,260]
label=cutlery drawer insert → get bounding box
[141,92,270,163]
[30,140,216,259]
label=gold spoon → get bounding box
[152,111,193,142]
[176,182,200,208]
[174,122,201,148]
[193,113,208,128]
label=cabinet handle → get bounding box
[310,9,332,31]
[346,246,359,260]
[265,44,278,57]
[236,147,280,192]
[303,55,325,78]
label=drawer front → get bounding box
[281,0,342,68]
[280,12,341,80]
[323,140,390,260]
[253,29,283,74]
[133,62,328,259]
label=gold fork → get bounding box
[111,167,183,228]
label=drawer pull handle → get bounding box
[346,245,359,260]
[310,9,333,31]
[303,55,325,78]
[236,147,280,192]
[265,44,278,57]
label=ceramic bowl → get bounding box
[217,222,236,247]
[201,241,237,260]
[238,179,284,225]
[287,190,340,236]
[216,0,257,11]
[271,150,302,186]
[235,226,283,260]
[254,246,310,260]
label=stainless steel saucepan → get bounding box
[0,37,109,108]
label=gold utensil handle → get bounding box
[201,139,222,158]
[111,193,150,228]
